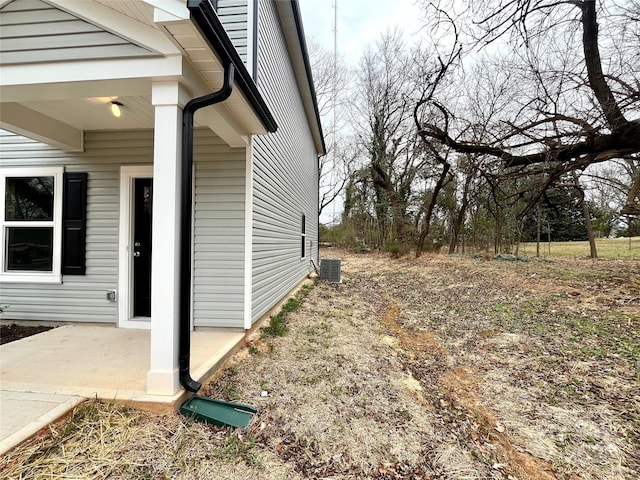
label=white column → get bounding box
[243,137,254,330]
[147,81,190,396]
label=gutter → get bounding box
[180,1,277,392]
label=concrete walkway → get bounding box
[0,324,245,455]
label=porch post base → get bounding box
[146,369,181,396]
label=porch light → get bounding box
[110,100,123,118]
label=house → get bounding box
[0,0,324,397]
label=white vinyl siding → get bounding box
[0,129,246,328]
[251,0,319,323]
[0,129,152,323]
[192,129,245,328]
[0,0,156,64]
[217,0,249,64]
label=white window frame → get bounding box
[0,167,63,284]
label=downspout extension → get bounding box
[179,64,235,392]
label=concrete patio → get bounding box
[0,324,245,455]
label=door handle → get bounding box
[133,251,141,258]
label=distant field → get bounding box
[520,236,640,259]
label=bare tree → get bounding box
[354,30,424,254]
[571,171,598,258]
[622,158,640,215]
[308,40,355,220]
[411,15,463,255]
[416,0,640,216]
[447,156,480,254]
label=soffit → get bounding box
[161,17,267,135]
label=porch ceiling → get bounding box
[0,0,267,149]
[19,96,155,131]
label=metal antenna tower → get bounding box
[331,0,338,222]
[331,0,337,138]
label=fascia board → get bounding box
[0,54,184,89]
[187,0,277,133]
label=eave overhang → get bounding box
[0,0,276,150]
[274,0,326,156]
[187,0,277,134]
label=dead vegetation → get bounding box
[1,250,638,479]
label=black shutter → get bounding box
[62,172,88,275]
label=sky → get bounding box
[299,0,427,62]
[298,1,428,223]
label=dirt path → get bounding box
[341,252,639,479]
[2,251,638,479]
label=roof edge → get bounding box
[187,0,277,133]
[289,0,326,155]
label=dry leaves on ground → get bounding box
[1,250,638,479]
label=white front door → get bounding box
[118,165,153,328]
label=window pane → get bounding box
[6,227,53,271]
[5,176,54,221]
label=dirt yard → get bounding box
[2,251,638,479]
[0,324,53,345]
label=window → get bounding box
[1,167,63,283]
[301,213,306,259]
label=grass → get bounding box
[2,252,637,479]
[261,283,313,338]
[213,431,262,468]
[261,312,289,337]
[520,236,640,259]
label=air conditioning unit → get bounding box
[320,258,341,283]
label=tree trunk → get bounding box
[582,0,627,131]
[622,168,640,215]
[371,163,408,255]
[582,200,598,259]
[494,217,502,254]
[415,217,432,257]
[388,188,408,254]
[572,172,598,259]
[448,172,473,254]
[416,163,451,257]
[536,204,542,258]
[448,212,463,254]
